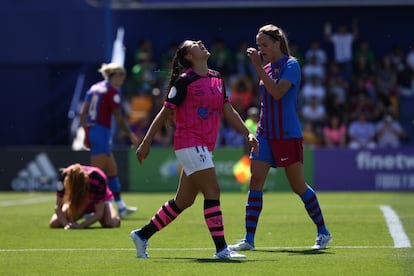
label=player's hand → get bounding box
[246,47,262,67]
[129,132,140,148]
[136,141,151,164]
[247,133,259,156]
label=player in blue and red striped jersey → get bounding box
[49,164,120,229]
[80,63,139,218]
[230,24,332,251]
[130,40,258,259]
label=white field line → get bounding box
[0,246,398,253]
[380,205,412,248]
[0,196,53,207]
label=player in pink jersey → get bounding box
[130,40,258,259]
[49,164,120,229]
[230,24,332,251]
[80,63,139,218]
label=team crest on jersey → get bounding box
[168,86,177,99]
[273,68,280,75]
[113,94,120,104]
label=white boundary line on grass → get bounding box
[380,205,411,248]
[0,246,399,252]
[0,196,53,207]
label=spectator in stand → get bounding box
[209,37,233,77]
[324,19,359,82]
[302,55,326,83]
[325,61,348,105]
[406,41,414,72]
[389,44,406,72]
[325,93,347,124]
[302,120,321,148]
[131,52,158,95]
[376,113,406,148]
[323,115,347,148]
[290,41,305,66]
[354,39,376,72]
[300,76,326,104]
[49,164,120,229]
[235,41,257,81]
[300,96,327,133]
[347,112,376,149]
[376,55,398,97]
[348,88,378,122]
[305,39,328,66]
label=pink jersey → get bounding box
[56,165,113,214]
[164,68,228,151]
[84,81,120,128]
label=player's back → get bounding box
[85,81,120,128]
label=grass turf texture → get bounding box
[0,192,413,275]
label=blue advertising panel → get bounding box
[314,148,414,191]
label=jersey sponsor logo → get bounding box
[198,107,209,120]
[217,85,222,93]
[281,157,289,161]
[168,86,177,99]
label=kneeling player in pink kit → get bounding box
[49,164,120,229]
[130,40,258,259]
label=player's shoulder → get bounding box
[208,69,221,78]
[89,81,108,93]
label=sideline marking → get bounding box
[0,246,398,253]
[380,205,411,248]
[0,196,53,207]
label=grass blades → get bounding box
[0,191,413,275]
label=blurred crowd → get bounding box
[116,23,414,150]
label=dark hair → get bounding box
[258,24,291,56]
[165,40,192,96]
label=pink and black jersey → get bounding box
[164,68,228,151]
[84,81,120,128]
[56,165,113,212]
[257,56,302,139]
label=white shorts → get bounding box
[175,146,214,176]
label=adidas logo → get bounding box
[11,152,59,191]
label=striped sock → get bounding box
[244,189,263,246]
[300,186,330,235]
[138,199,182,240]
[204,199,226,252]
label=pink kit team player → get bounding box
[49,164,120,229]
[130,40,258,259]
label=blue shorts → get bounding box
[251,136,303,168]
[88,125,112,156]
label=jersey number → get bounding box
[88,95,99,121]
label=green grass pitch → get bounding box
[0,191,413,275]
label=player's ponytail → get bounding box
[165,41,191,99]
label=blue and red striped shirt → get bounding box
[84,81,121,128]
[257,56,302,139]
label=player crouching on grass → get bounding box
[49,164,120,229]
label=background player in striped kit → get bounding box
[80,63,139,218]
[130,40,258,259]
[230,24,332,251]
